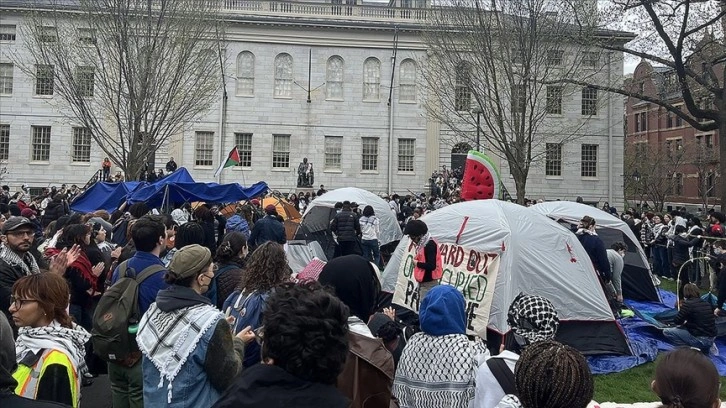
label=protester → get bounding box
[359,205,382,267]
[671,225,702,298]
[318,255,395,408]
[248,205,286,251]
[475,293,560,408]
[193,206,217,254]
[225,208,251,240]
[161,221,205,267]
[223,241,290,367]
[394,285,487,408]
[403,219,442,301]
[495,340,594,408]
[663,283,716,353]
[651,348,720,408]
[136,244,252,408]
[213,281,350,408]
[607,242,627,307]
[170,203,190,227]
[367,310,403,367]
[165,157,178,173]
[651,215,670,279]
[1,217,43,330]
[10,273,90,407]
[107,215,168,408]
[208,232,248,309]
[330,201,362,257]
[102,158,112,181]
[575,216,611,283]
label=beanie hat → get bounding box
[403,219,428,236]
[168,244,212,280]
[265,204,277,215]
[507,293,559,344]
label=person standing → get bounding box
[107,216,168,408]
[404,220,441,301]
[317,185,327,196]
[165,157,178,173]
[136,244,252,408]
[101,158,112,182]
[359,206,382,268]
[330,201,361,257]
[248,205,286,251]
[575,216,611,284]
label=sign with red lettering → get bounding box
[392,240,500,337]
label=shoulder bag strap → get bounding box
[487,357,518,396]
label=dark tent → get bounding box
[70,181,142,213]
[127,181,268,208]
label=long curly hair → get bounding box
[237,241,290,292]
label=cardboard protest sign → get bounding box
[392,239,500,337]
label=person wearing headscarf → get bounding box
[474,293,559,408]
[393,285,487,408]
[403,220,442,301]
[318,255,395,408]
[136,245,254,408]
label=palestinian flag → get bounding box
[214,146,240,177]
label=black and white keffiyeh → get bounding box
[507,294,559,344]
[0,244,40,276]
[15,320,90,377]
[136,303,223,403]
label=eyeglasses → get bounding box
[9,295,37,309]
[6,230,34,238]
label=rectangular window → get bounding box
[582,51,599,68]
[194,131,214,166]
[0,124,8,161]
[272,134,290,168]
[38,26,57,43]
[666,112,673,128]
[674,107,683,127]
[581,87,597,115]
[72,127,91,162]
[324,136,343,170]
[635,112,647,132]
[397,138,415,172]
[511,84,525,114]
[0,25,16,41]
[706,134,714,147]
[545,143,562,176]
[707,172,717,197]
[78,28,96,45]
[31,126,51,161]
[74,66,94,97]
[674,173,683,196]
[545,86,562,115]
[234,132,252,167]
[35,65,54,95]
[0,63,12,95]
[546,50,563,66]
[362,137,378,171]
[581,144,598,177]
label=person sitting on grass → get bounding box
[651,347,721,408]
[663,283,717,354]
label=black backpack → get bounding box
[91,261,164,365]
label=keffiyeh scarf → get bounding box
[15,320,90,377]
[414,232,432,255]
[507,294,559,344]
[136,303,223,403]
[0,244,40,276]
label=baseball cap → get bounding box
[265,204,277,215]
[20,208,36,218]
[2,216,35,234]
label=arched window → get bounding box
[274,53,293,98]
[363,57,380,102]
[326,55,344,100]
[455,62,471,111]
[236,51,254,96]
[399,59,416,102]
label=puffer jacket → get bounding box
[41,200,67,227]
[331,210,360,242]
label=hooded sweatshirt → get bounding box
[393,285,488,408]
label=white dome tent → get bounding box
[531,201,661,302]
[381,199,631,356]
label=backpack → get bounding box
[222,289,269,367]
[91,261,164,365]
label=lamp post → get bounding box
[472,107,482,151]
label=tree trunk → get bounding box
[512,167,527,205]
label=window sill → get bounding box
[362,99,380,103]
[326,98,344,102]
[0,93,12,97]
[546,113,564,117]
[271,168,290,172]
[581,177,600,181]
[361,170,379,175]
[235,94,254,98]
[29,161,50,165]
[324,169,342,173]
[273,96,292,100]
[194,166,214,170]
[545,175,563,180]
[397,171,416,175]
[399,100,417,104]
[70,162,91,166]
[33,95,54,99]
[232,166,252,170]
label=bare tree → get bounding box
[15,0,224,180]
[571,0,725,206]
[690,139,719,211]
[626,141,687,212]
[419,0,623,203]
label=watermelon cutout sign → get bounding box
[461,150,501,201]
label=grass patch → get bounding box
[594,279,726,403]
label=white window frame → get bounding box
[0,63,12,95]
[582,51,599,69]
[362,137,379,171]
[581,87,598,116]
[38,26,57,43]
[324,136,343,170]
[545,143,562,177]
[399,59,417,103]
[234,132,253,167]
[397,138,415,172]
[363,57,381,102]
[74,66,94,98]
[326,56,344,101]
[0,124,9,161]
[274,53,293,99]
[31,126,51,162]
[581,144,598,178]
[0,25,16,41]
[546,49,564,66]
[545,86,562,115]
[272,134,291,168]
[72,127,92,163]
[35,64,54,96]
[236,51,255,97]
[194,131,214,167]
[78,28,96,45]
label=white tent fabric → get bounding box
[531,201,650,273]
[302,187,403,245]
[381,200,614,335]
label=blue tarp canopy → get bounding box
[70,181,143,213]
[127,181,269,208]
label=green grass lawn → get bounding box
[593,279,726,402]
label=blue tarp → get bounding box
[127,181,269,208]
[587,289,726,375]
[70,181,142,213]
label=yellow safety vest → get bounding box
[13,348,80,408]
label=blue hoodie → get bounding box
[419,285,466,336]
[226,215,251,239]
